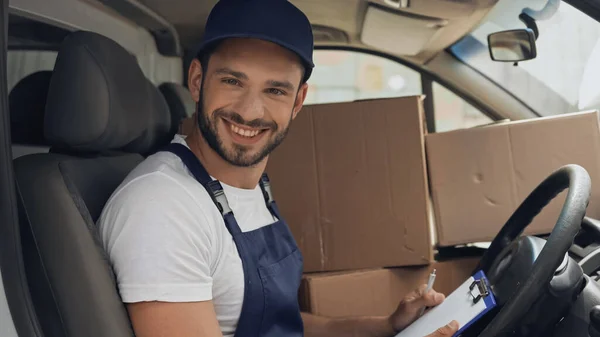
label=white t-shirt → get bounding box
[97,134,277,336]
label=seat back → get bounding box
[13,31,173,337]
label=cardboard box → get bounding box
[266,96,432,272]
[299,258,479,317]
[426,111,600,246]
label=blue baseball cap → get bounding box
[196,0,315,81]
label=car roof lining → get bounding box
[135,0,500,64]
[8,14,70,51]
[7,0,503,64]
[95,0,182,56]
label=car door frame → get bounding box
[0,0,42,335]
[314,45,540,127]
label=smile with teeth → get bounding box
[229,123,263,138]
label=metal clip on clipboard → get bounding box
[469,279,490,304]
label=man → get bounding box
[98,0,459,336]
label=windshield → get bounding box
[450,0,600,116]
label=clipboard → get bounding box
[395,270,496,337]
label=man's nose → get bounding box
[232,91,265,122]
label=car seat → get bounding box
[9,70,53,158]
[158,82,195,135]
[12,30,173,337]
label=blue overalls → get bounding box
[163,143,304,336]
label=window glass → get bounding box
[7,51,57,92]
[308,50,494,132]
[433,82,493,132]
[305,50,422,105]
[450,1,600,116]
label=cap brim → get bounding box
[197,33,315,69]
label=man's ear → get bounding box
[188,59,203,103]
[292,83,309,120]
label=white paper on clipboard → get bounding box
[395,270,496,337]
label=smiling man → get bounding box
[98,0,458,336]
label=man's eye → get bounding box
[223,78,240,86]
[267,88,285,96]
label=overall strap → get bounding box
[164,143,211,184]
[162,143,240,233]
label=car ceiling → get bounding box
[137,0,500,65]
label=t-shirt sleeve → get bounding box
[98,172,216,303]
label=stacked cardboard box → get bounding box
[266,96,433,273]
[266,94,600,317]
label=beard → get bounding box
[196,88,293,167]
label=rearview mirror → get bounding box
[487,29,537,62]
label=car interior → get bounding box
[4,0,600,337]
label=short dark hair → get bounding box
[195,41,310,85]
[196,41,221,80]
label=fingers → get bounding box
[426,320,460,337]
[402,284,445,312]
[420,284,445,307]
[391,285,448,332]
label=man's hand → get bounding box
[389,284,454,333]
[425,321,460,336]
[303,283,459,337]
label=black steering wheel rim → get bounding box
[474,164,591,336]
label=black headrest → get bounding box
[9,71,53,145]
[44,31,172,154]
[158,82,195,135]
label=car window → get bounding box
[433,82,493,132]
[305,50,422,105]
[306,50,493,132]
[7,50,57,92]
[450,1,600,116]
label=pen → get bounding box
[419,269,437,317]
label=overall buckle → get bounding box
[259,174,274,205]
[207,180,232,216]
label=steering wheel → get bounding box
[472,164,591,336]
